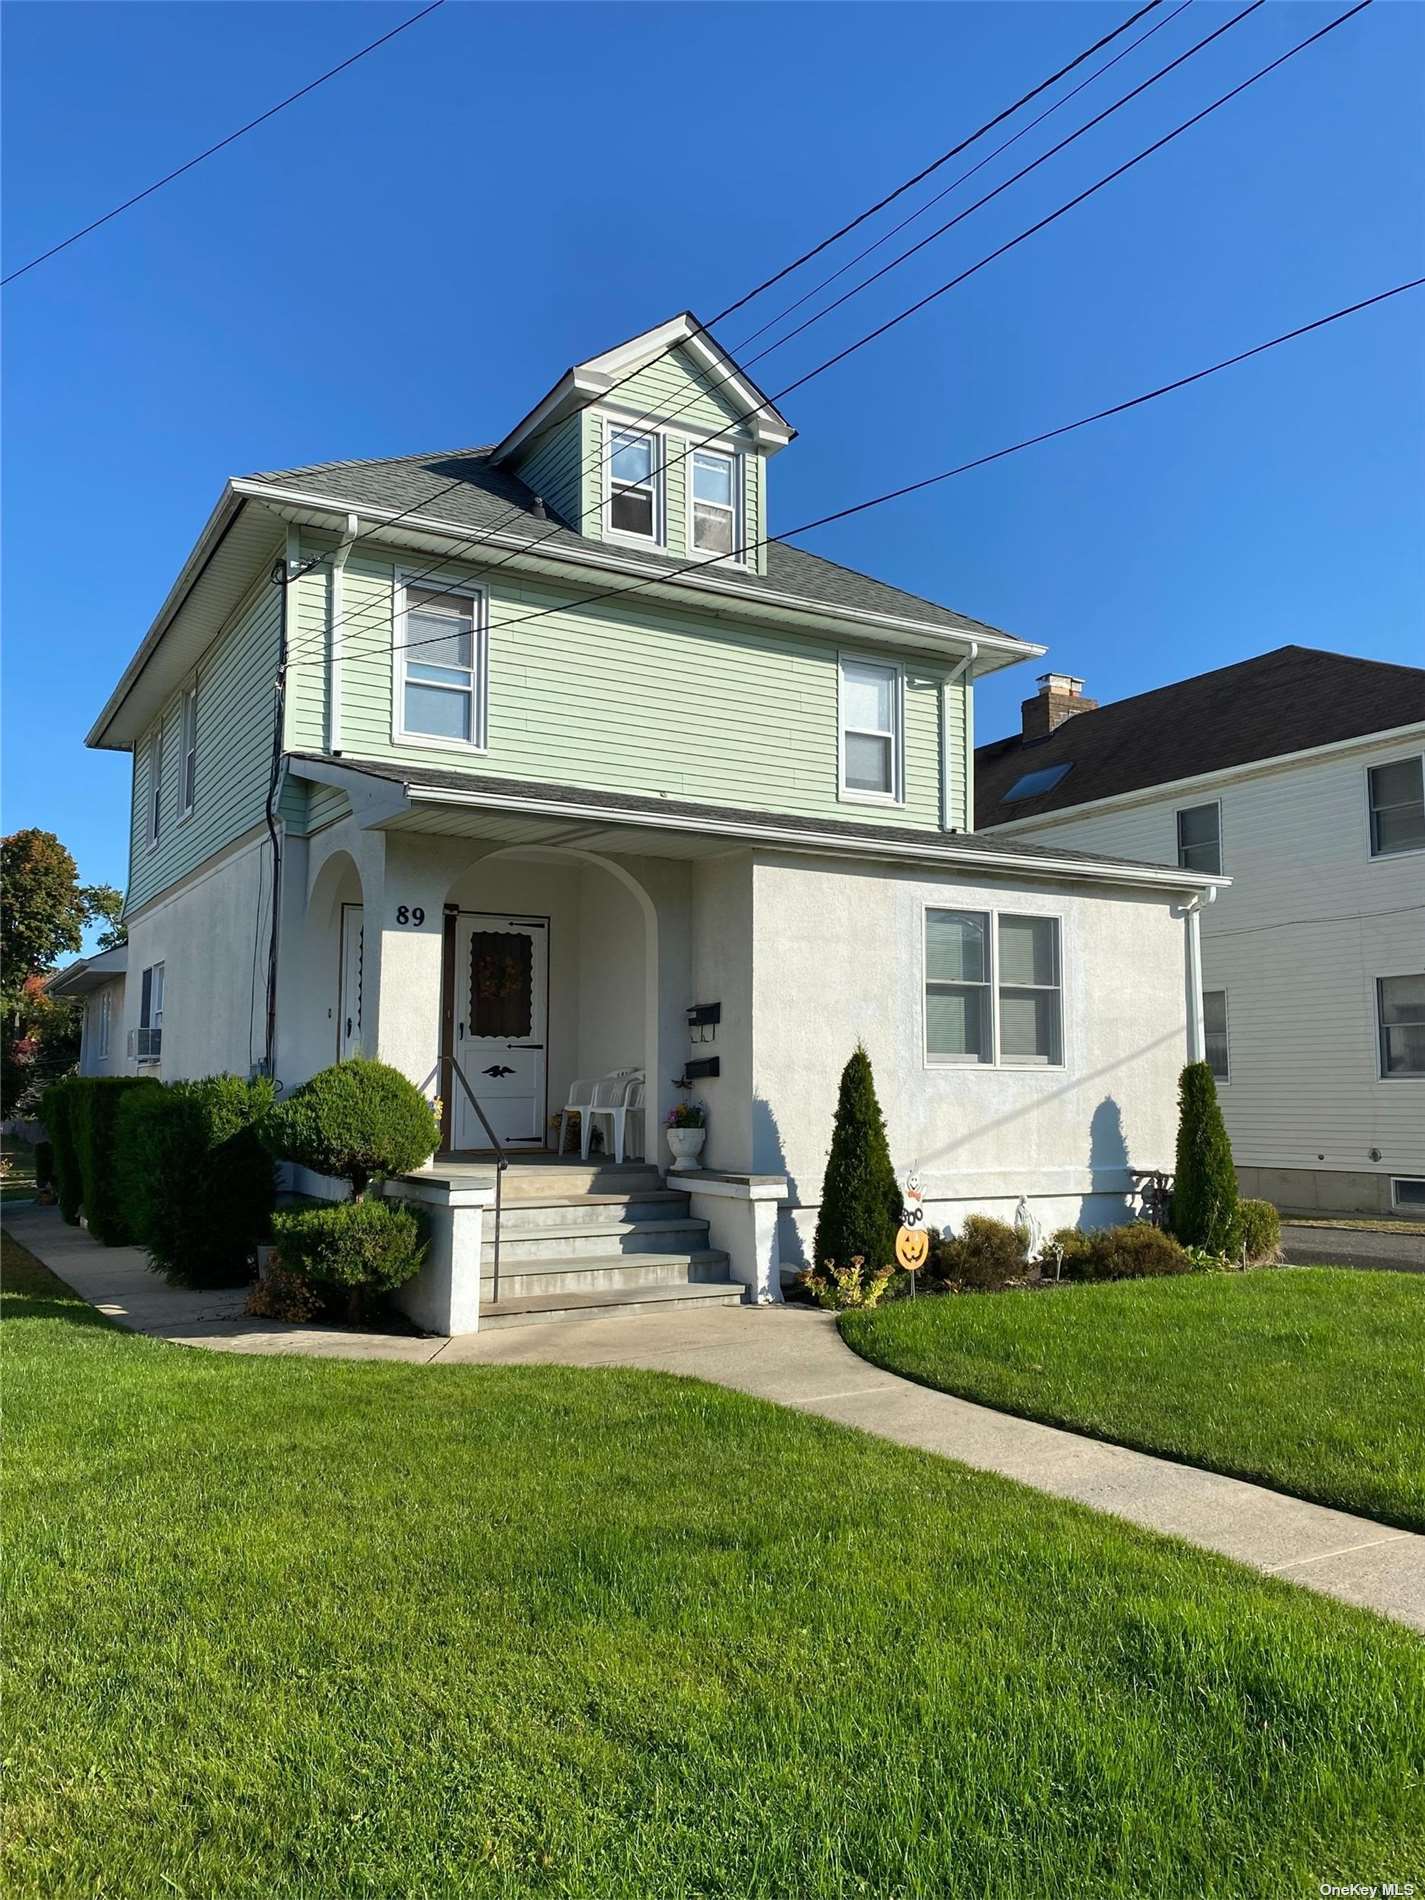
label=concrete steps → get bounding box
[477,1278,745,1331]
[481,1248,732,1302]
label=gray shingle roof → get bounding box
[975,646,1425,827]
[289,752,1207,882]
[247,445,1020,643]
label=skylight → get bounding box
[1004,762,1073,802]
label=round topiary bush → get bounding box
[270,1198,428,1321]
[263,1058,440,1198]
[1237,1198,1282,1264]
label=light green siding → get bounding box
[290,539,961,833]
[128,568,282,912]
[607,343,756,435]
[507,413,584,529]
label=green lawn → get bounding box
[4,1234,1423,1898]
[841,1268,1425,1532]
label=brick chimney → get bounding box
[1021,672,1096,741]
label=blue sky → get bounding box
[4,1,1421,917]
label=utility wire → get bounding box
[287,275,1423,678]
[292,0,1364,669]
[2,0,447,287]
[275,2,1174,596]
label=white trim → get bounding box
[1363,750,1425,862]
[986,720,1425,835]
[390,571,489,754]
[178,681,199,819]
[1390,1175,1425,1211]
[922,904,1065,1071]
[145,724,163,851]
[838,653,905,807]
[225,481,1035,667]
[1175,796,1224,876]
[1376,970,1425,1081]
[327,513,360,754]
[601,418,664,549]
[1202,985,1230,1085]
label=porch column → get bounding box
[373,834,454,1099]
[686,1172,788,1303]
[387,1171,495,1335]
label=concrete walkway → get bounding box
[8,1204,1424,1632]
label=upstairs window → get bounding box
[180,685,198,816]
[1377,974,1425,1078]
[1203,988,1230,1082]
[1367,755,1425,857]
[1177,801,1221,874]
[396,582,486,749]
[839,657,902,802]
[607,427,659,541]
[146,727,163,850]
[691,449,737,556]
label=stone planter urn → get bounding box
[665,1126,706,1173]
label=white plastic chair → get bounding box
[557,1077,597,1155]
[581,1075,643,1163]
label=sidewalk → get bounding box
[7,1203,1423,1632]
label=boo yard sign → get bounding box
[895,1169,929,1280]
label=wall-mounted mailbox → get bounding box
[682,1057,720,1082]
[686,1002,721,1028]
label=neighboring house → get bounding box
[84,313,1224,1314]
[977,649,1425,1218]
[46,946,129,1077]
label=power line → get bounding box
[287,275,1422,679]
[293,0,1368,670]
[276,2,1176,603]
[1,0,447,288]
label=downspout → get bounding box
[940,641,977,831]
[327,512,359,754]
[1175,887,1217,1062]
[260,527,298,1078]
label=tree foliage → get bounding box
[262,1058,441,1198]
[1171,1061,1241,1254]
[812,1044,903,1272]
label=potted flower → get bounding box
[664,1099,707,1173]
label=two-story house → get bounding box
[977,649,1425,1218]
[87,314,1224,1323]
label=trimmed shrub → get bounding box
[1042,1226,1094,1275]
[262,1058,440,1199]
[1171,1061,1240,1254]
[271,1197,427,1321]
[813,1045,902,1272]
[71,1076,162,1244]
[39,1077,82,1224]
[116,1076,276,1287]
[33,1139,53,1190]
[1060,1223,1191,1282]
[933,1215,1029,1290]
[1238,1198,1282,1265]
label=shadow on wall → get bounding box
[1080,1094,1134,1230]
[753,1095,804,1265]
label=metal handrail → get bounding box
[442,1054,508,1302]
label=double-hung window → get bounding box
[607,427,659,540]
[926,911,1063,1067]
[839,657,902,802]
[136,961,165,1064]
[1367,756,1425,857]
[1377,974,1425,1078]
[1176,801,1221,874]
[96,991,111,1062]
[691,449,737,556]
[1203,988,1230,1082]
[146,727,163,849]
[397,583,485,747]
[180,685,198,816]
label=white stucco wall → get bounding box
[78,978,127,1077]
[744,852,1190,1264]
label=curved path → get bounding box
[9,1204,1424,1633]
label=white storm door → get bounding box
[338,904,364,1060]
[453,914,548,1149]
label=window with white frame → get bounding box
[1367,755,1425,857]
[1377,973,1425,1078]
[396,583,485,747]
[925,911,992,1064]
[140,962,164,1031]
[146,727,163,849]
[1203,987,1230,1082]
[1391,1176,1425,1211]
[96,990,111,1061]
[1176,801,1221,874]
[180,685,198,815]
[839,657,902,801]
[925,910,1063,1067]
[691,448,737,556]
[607,426,659,540]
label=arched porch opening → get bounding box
[289,846,367,1085]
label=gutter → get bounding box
[326,513,360,753]
[940,641,977,831]
[1174,887,1218,1062]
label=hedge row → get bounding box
[40,1076,159,1242]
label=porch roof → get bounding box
[288,754,1229,895]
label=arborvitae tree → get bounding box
[813,1044,903,1270]
[1170,1060,1240,1253]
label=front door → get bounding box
[452,914,548,1149]
[338,904,364,1060]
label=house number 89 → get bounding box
[395,905,425,926]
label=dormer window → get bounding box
[691,449,738,557]
[607,426,659,541]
